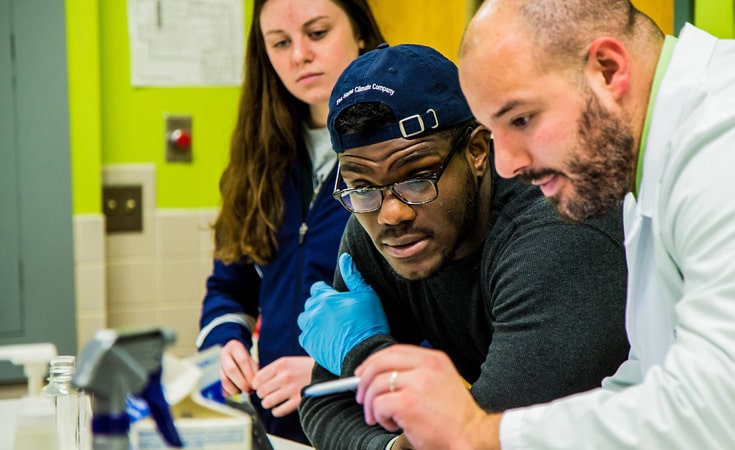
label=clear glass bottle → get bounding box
[41,355,80,450]
[78,387,93,450]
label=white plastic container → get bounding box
[0,343,57,396]
[13,396,59,450]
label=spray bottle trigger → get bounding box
[140,368,183,448]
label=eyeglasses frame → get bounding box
[332,127,474,214]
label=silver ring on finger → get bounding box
[388,370,398,392]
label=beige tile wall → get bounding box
[73,213,107,350]
[72,164,218,357]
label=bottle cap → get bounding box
[47,355,76,382]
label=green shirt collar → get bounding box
[635,35,677,197]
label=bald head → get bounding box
[459,0,664,132]
[463,0,661,68]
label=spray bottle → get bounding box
[72,327,183,450]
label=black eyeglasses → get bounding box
[333,127,473,213]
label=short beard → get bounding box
[550,93,635,223]
[425,161,480,279]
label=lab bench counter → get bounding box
[0,399,313,450]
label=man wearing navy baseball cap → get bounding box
[297,44,629,450]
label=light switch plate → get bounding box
[103,185,143,233]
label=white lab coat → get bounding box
[500,24,735,449]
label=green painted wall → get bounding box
[65,0,732,215]
[695,0,735,37]
[67,0,253,213]
[66,0,102,214]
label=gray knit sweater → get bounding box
[299,175,629,450]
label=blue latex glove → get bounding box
[298,253,389,375]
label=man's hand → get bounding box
[355,345,502,450]
[251,356,315,417]
[298,253,389,375]
[220,339,259,396]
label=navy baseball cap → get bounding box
[328,43,475,153]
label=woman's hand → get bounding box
[252,356,315,417]
[220,339,259,396]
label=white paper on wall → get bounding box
[127,0,244,87]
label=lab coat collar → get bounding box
[637,24,716,218]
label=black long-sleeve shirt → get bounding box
[300,176,629,450]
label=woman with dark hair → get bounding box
[196,0,386,443]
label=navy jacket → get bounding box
[198,160,349,443]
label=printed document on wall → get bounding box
[127,0,244,87]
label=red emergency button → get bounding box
[168,129,191,149]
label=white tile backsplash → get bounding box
[107,261,157,307]
[75,164,214,357]
[73,214,106,262]
[106,214,157,258]
[75,262,106,312]
[73,214,107,350]
[76,312,106,351]
[198,208,218,258]
[107,308,159,330]
[157,210,201,257]
[156,305,201,356]
[157,259,203,304]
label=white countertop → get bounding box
[0,399,312,450]
[268,435,313,450]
